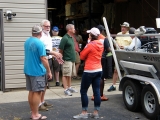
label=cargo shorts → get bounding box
[62,61,76,76]
[25,74,46,92]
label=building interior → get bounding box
[47,0,158,36]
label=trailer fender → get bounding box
[119,75,160,104]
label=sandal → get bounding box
[32,115,47,120]
[72,76,77,79]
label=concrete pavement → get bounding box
[0,79,121,103]
[0,79,149,120]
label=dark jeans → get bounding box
[80,71,102,111]
[101,56,113,79]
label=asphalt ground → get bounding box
[0,94,148,120]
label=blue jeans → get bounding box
[80,71,102,111]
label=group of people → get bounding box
[24,19,141,119]
[73,22,141,119]
[24,20,83,119]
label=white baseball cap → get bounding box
[87,27,100,36]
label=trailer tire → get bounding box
[123,80,141,112]
[141,85,160,120]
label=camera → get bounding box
[4,10,16,21]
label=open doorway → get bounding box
[47,0,66,87]
[47,0,66,37]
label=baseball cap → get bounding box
[86,27,100,36]
[52,26,59,32]
[129,27,136,34]
[97,25,105,31]
[120,22,130,27]
[32,24,42,33]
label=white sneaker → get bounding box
[64,89,72,96]
[68,87,78,93]
[73,113,88,119]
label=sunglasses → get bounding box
[43,25,50,28]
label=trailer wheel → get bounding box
[123,80,141,111]
[141,85,160,120]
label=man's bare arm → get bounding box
[40,56,52,79]
[59,49,63,55]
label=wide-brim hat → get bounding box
[120,22,130,28]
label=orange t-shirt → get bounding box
[98,34,105,40]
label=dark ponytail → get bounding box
[90,33,99,41]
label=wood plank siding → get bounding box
[0,0,46,89]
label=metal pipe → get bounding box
[135,37,137,52]
[109,34,160,37]
[103,17,122,80]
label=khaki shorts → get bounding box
[75,51,80,64]
[62,61,76,76]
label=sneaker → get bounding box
[64,89,72,96]
[73,113,88,119]
[43,101,53,108]
[101,95,109,101]
[39,104,48,111]
[68,87,78,93]
[56,82,60,86]
[91,95,94,100]
[90,113,99,119]
[107,85,116,92]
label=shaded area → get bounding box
[0,94,148,120]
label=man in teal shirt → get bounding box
[24,25,52,120]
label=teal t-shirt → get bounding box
[24,37,46,76]
[59,34,76,62]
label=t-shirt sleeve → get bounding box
[104,38,110,50]
[37,41,46,57]
[59,37,67,50]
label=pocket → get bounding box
[63,62,70,74]
[37,78,45,88]
[63,66,70,74]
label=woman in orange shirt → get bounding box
[73,28,103,119]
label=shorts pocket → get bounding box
[63,66,70,74]
[37,79,45,88]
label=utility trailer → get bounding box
[103,17,160,119]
